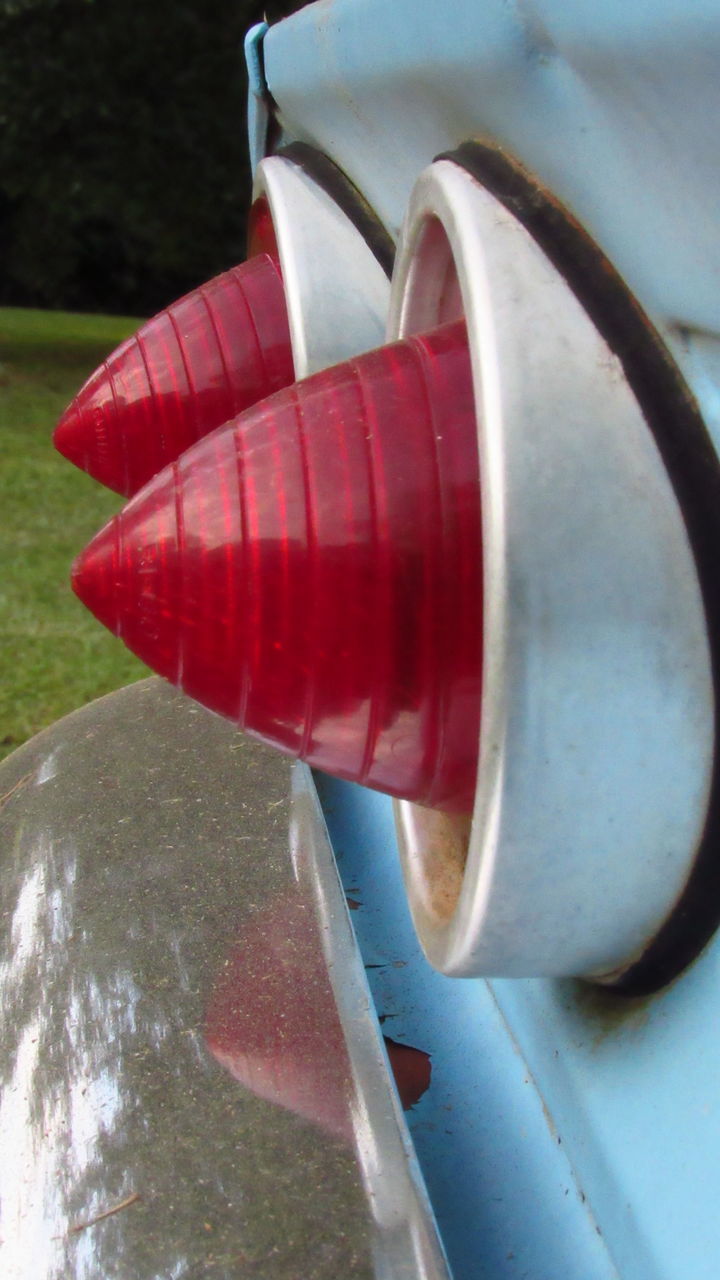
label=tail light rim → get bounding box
[252,155,390,379]
[389,158,714,980]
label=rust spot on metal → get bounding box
[383,1036,432,1110]
[560,978,658,1045]
[400,807,471,925]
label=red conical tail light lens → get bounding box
[72,319,482,812]
[53,253,294,498]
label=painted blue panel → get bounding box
[317,770,720,1278]
[264,0,720,338]
[316,775,617,1280]
[491,956,720,1280]
[261,3,720,1273]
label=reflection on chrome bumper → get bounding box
[0,679,449,1280]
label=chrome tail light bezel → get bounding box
[390,155,715,984]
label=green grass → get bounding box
[0,306,148,760]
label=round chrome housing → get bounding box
[390,159,714,979]
[253,156,390,378]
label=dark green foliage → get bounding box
[0,0,267,314]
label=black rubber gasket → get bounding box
[439,140,720,997]
[276,142,395,279]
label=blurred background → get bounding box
[0,0,302,759]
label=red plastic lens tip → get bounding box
[247,196,279,261]
[73,320,482,812]
[53,253,294,497]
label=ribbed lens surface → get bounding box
[73,319,482,811]
[53,253,294,498]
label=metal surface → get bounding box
[321,771,720,1280]
[318,775,619,1280]
[0,680,449,1279]
[250,3,720,1275]
[291,766,451,1280]
[486,963,720,1280]
[244,22,271,174]
[262,0,720,341]
[261,0,720,506]
[388,158,713,979]
[252,156,390,378]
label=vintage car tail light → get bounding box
[71,319,483,812]
[53,252,294,497]
[390,155,715,985]
[64,143,716,986]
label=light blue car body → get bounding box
[253,4,720,1278]
[1,4,719,1277]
